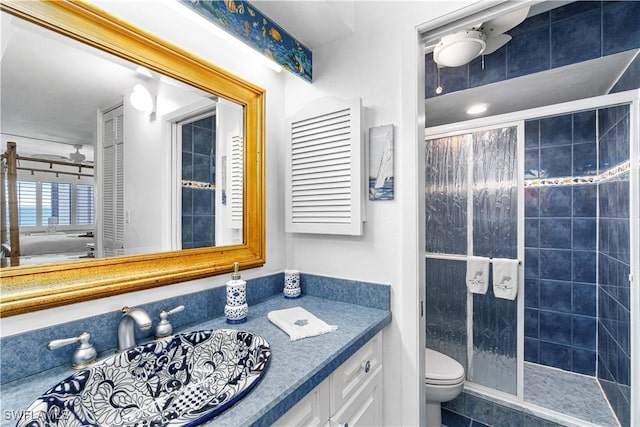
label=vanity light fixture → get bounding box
[161,0,283,73]
[466,104,488,115]
[129,83,155,114]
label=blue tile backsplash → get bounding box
[426,1,640,98]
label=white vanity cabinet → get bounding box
[274,332,383,427]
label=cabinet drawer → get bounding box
[331,332,382,411]
[273,377,331,427]
[330,366,382,427]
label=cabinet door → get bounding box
[330,367,382,427]
[273,378,331,427]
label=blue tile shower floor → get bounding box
[524,362,619,426]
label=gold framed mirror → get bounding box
[0,0,265,317]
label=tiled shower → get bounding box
[425,102,636,426]
[524,105,632,425]
[181,114,216,249]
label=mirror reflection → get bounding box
[1,11,244,268]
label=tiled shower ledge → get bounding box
[0,295,391,427]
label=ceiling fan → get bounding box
[69,144,86,163]
[427,6,531,68]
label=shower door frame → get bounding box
[426,89,639,425]
[426,120,525,401]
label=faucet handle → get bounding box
[162,304,185,318]
[155,305,185,339]
[47,331,97,369]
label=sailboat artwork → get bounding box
[369,124,394,200]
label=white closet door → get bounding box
[102,105,125,256]
[285,97,364,236]
[230,134,243,229]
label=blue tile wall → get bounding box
[524,110,598,376]
[0,273,391,385]
[442,391,563,427]
[426,1,640,98]
[182,115,216,249]
[596,105,631,427]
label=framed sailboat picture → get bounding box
[369,124,394,200]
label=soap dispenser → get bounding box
[225,262,248,324]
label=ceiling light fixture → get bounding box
[466,104,488,115]
[129,83,155,114]
[434,30,486,68]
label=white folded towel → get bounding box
[492,258,519,300]
[466,256,490,294]
[268,307,337,341]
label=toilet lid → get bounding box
[424,348,465,384]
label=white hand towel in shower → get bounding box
[268,307,337,341]
[492,258,519,300]
[466,256,490,294]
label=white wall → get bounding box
[281,2,476,425]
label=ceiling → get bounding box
[251,0,356,50]
[0,11,209,159]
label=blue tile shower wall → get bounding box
[524,111,598,375]
[0,273,391,385]
[597,105,631,427]
[426,1,640,98]
[182,115,216,249]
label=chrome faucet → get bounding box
[118,306,152,351]
[47,331,97,369]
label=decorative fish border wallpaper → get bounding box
[180,0,313,82]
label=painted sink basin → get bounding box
[18,329,271,426]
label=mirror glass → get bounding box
[0,1,264,317]
[1,10,244,268]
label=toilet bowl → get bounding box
[424,348,465,427]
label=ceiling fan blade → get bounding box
[482,6,530,35]
[483,33,511,55]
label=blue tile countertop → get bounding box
[0,295,391,427]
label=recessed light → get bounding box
[466,104,488,115]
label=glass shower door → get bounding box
[426,124,521,396]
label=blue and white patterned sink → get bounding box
[17,329,271,426]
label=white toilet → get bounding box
[424,348,465,427]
